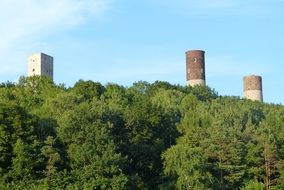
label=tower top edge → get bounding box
[185,50,205,54]
[28,52,53,58]
[243,75,262,79]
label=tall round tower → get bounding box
[243,75,263,102]
[186,50,205,86]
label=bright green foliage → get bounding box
[10,139,40,180]
[57,102,128,189]
[71,79,105,101]
[162,97,284,189]
[0,77,284,189]
[241,180,265,190]
[162,145,212,190]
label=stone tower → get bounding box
[186,50,205,86]
[243,75,263,102]
[28,53,53,80]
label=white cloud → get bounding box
[0,0,111,79]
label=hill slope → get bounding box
[0,76,283,189]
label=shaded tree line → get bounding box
[0,76,283,189]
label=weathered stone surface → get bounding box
[243,75,263,101]
[28,53,53,81]
[186,50,205,86]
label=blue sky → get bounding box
[0,0,283,104]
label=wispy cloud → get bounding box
[0,0,111,80]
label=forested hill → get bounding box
[0,76,283,190]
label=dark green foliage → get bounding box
[0,76,283,189]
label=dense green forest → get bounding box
[0,76,283,190]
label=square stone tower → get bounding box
[28,53,53,80]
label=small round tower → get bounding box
[243,75,263,102]
[186,50,205,86]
